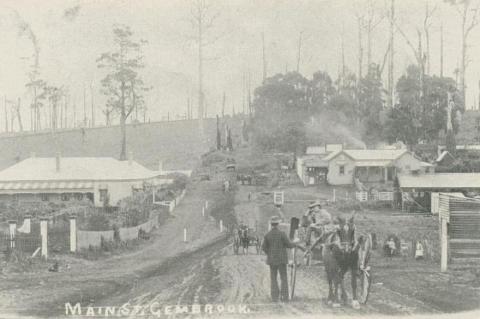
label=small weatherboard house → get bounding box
[297,148,433,186]
[0,155,172,207]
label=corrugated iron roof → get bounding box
[0,180,94,190]
[399,173,480,189]
[0,157,161,182]
[306,146,326,155]
[304,157,328,167]
[343,149,407,160]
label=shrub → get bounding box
[87,214,110,231]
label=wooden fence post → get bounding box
[441,218,448,272]
[183,228,187,242]
[69,215,77,253]
[23,215,31,233]
[8,220,16,249]
[333,189,336,202]
[220,220,223,232]
[202,207,205,217]
[40,217,48,259]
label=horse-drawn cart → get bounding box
[233,225,262,255]
[286,216,373,305]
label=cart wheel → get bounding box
[358,268,372,304]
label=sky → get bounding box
[0,0,478,131]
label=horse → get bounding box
[322,215,367,309]
[239,227,250,254]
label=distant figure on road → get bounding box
[262,215,298,303]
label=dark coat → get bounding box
[262,227,295,265]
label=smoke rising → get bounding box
[64,5,81,22]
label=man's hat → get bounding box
[309,200,322,209]
[270,216,282,224]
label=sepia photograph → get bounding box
[0,0,479,318]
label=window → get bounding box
[99,189,108,202]
[339,165,345,175]
[61,193,70,201]
[74,193,84,201]
[40,194,49,201]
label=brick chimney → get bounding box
[55,153,61,172]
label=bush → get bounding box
[87,214,110,231]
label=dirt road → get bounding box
[0,179,225,318]
[85,185,445,318]
[2,176,479,318]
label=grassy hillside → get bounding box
[0,119,220,171]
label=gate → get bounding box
[0,232,13,256]
[48,218,70,253]
[15,232,42,254]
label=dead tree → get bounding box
[456,0,479,106]
[388,0,395,108]
[440,22,444,78]
[355,12,365,80]
[423,1,437,75]
[189,0,220,126]
[365,0,384,69]
[262,32,267,82]
[296,31,303,73]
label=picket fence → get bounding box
[77,214,160,249]
[156,189,187,213]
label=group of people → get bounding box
[261,200,338,303]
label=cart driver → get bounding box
[304,201,332,247]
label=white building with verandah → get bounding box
[0,155,172,207]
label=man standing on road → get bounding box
[262,215,298,303]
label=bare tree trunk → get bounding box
[262,32,267,82]
[120,81,127,161]
[83,85,87,127]
[341,30,346,88]
[91,83,95,127]
[478,80,480,110]
[296,32,303,73]
[198,9,204,123]
[64,94,68,129]
[222,92,226,118]
[33,87,37,131]
[73,101,76,128]
[247,71,252,115]
[4,96,8,133]
[440,22,444,78]
[367,23,372,69]
[16,98,23,132]
[60,97,64,129]
[388,0,395,108]
[461,9,467,106]
[357,17,364,80]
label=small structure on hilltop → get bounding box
[0,154,172,207]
